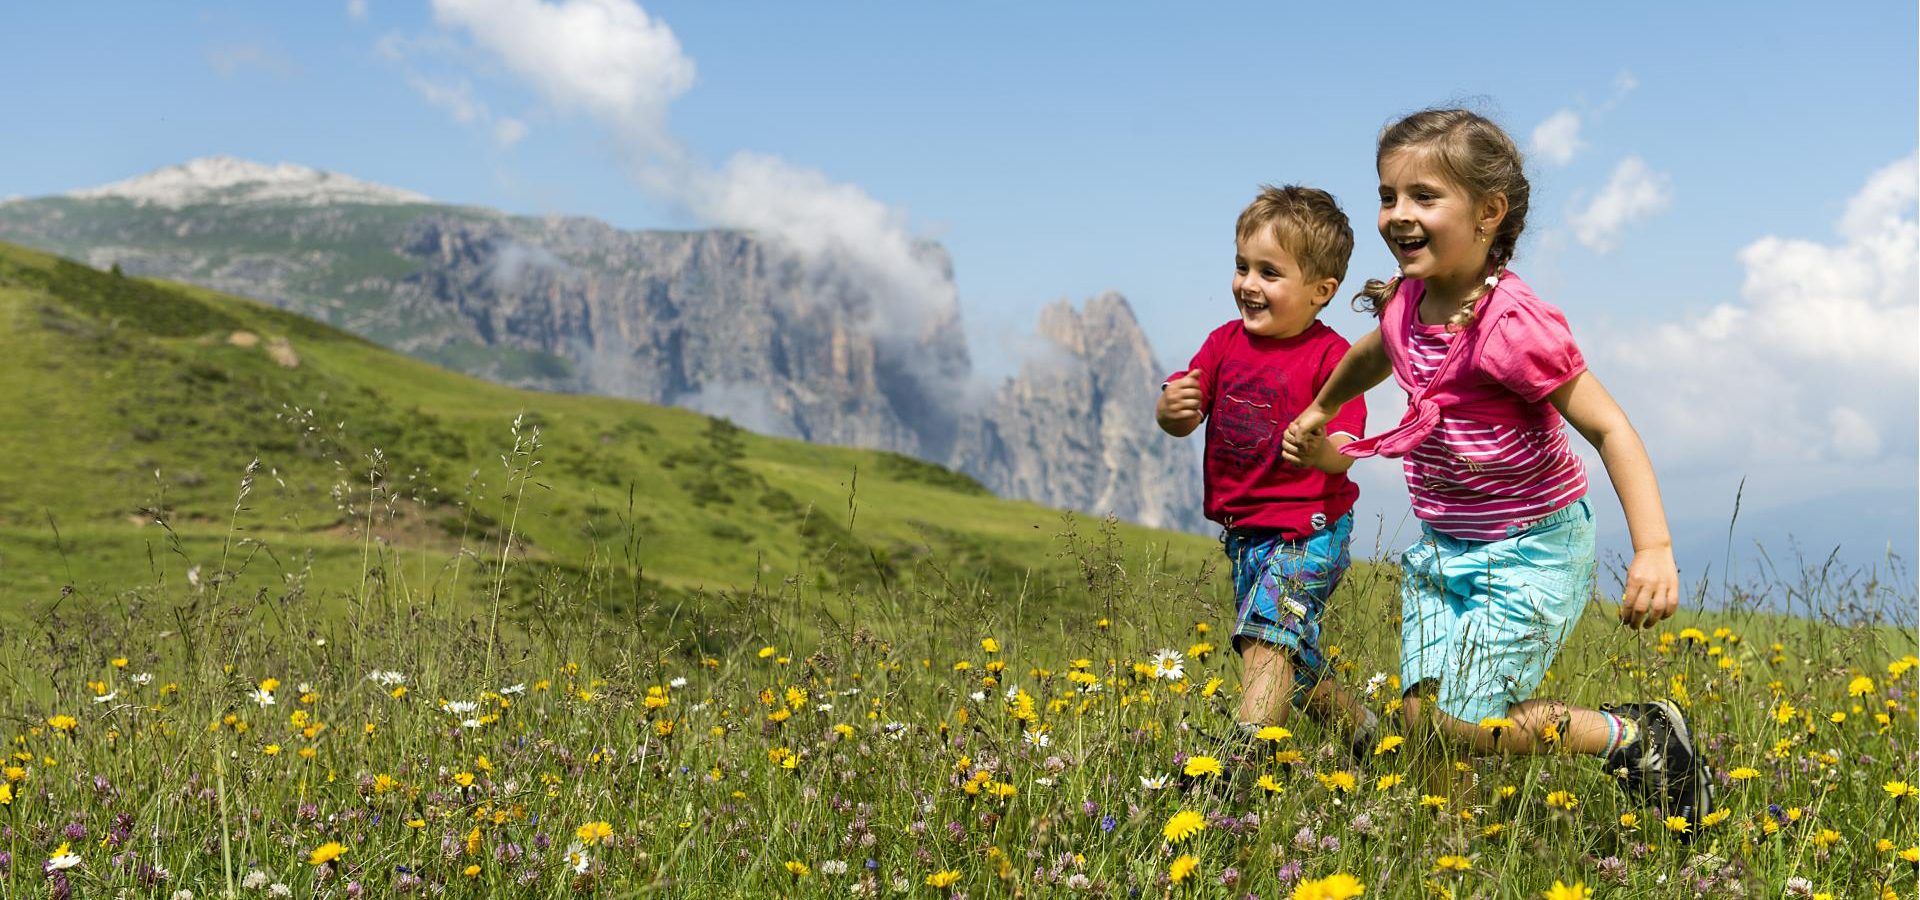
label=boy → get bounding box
[1156,185,1376,759]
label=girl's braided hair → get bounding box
[1356,108,1531,330]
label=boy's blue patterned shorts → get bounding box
[1224,512,1354,700]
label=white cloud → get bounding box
[1594,153,1916,475]
[402,73,529,148]
[348,0,368,21]
[1571,156,1672,253]
[1530,109,1584,166]
[493,117,528,147]
[429,0,694,158]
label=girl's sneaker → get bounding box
[1601,699,1714,842]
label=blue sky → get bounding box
[4,2,1916,584]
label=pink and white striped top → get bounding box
[1402,322,1588,540]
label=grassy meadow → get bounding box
[0,244,1915,898]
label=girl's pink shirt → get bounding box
[1340,271,1585,461]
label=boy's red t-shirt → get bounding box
[1168,320,1366,538]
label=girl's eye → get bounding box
[1378,193,1394,206]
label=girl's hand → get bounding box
[1618,544,1678,628]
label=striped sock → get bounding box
[1597,712,1640,757]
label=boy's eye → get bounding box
[1378,192,1394,206]
[1262,268,1280,278]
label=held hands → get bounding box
[1281,405,1335,467]
[1617,544,1679,629]
[1156,369,1206,434]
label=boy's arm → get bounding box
[1549,370,1678,629]
[1309,432,1358,473]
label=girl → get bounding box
[1282,108,1711,837]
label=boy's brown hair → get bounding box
[1235,184,1354,285]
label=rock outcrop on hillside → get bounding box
[952,294,1206,533]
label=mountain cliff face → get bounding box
[0,158,1205,533]
[952,294,1208,533]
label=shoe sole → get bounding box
[1652,699,1715,827]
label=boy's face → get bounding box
[1233,227,1335,339]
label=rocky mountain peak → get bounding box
[67,156,431,208]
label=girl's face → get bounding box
[1377,149,1498,287]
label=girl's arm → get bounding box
[1549,371,1679,629]
[1282,329,1390,464]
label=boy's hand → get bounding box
[1282,422,1325,467]
[1282,405,1335,465]
[1618,544,1679,628]
[1157,369,1206,434]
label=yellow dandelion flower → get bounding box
[463,864,481,878]
[1478,716,1515,732]
[1663,816,1691,834]
[1544,791,1577,810]
[1899,846,1920,863]
[1700,808,1730,828]
[1811,828,1841,848]
[1256,774,1284,793]
[1728,766,1760,780]
[1542,881,1591,900]
[1257,725,1293,741]
[47,715,77,733]
[1481,822,1506,838]
[307,841,347,866]
[0,783,11,806]
[1184,755,1223,778]
[1291,872,1365,900]
[453,772,475,788]
[1375,773,1403,792]
[1274,749,1305,764]
[262,744,281,756]
[981,637,1000,654]
[575,821,613,845]
[1169,854,1199,883]
[1884,780,1917,800]
[1420,794,1448,809]
[1619,812,1639,828]
[784,860,809,876]
[1317,770,1356,793]
[926,869,961,888]
[758,646,776,659]
[1373,735,1404,755]
[1433,855,1471,872]
[1163,810,1207,844]
[1849,675,1876,697]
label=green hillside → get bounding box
[0,241,1222,641]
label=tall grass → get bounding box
[2,419,1915,900]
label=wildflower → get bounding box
[1291,872,1365,900]
[46,842,81,871]
[575,821,613,846]
[1900,846,1919,863]
[1727,767,1760,780]
[1663,816,1691,835]
[1163,810,1207,844]
[1478,716,1514,734]
[1317,770,1356,793]
[926,869,961,888]
[47,715,78,733]
[1257,725,1293,741]
[1544,791,1577,810]
[1849,675,1876,697]
[1420,794,1448,809]
[1542,881,1591,900]
[1169,854,1199,884]
[1184,755,1223,778]
[981,637,1000,654]
[1618,813,1638,828]
[307,842,346,866]
[565,843,590,874]
[1141,773,1172,791]
[250,688,276,708]
[1884,780,1917,800]
[1257,774,1284,793]
[453,772,475,788]
[1811,828,1841,848]
[1023,728,1051,749]
[1433,855,1471,872]
[784,860,810,876]
[1375,774,1403,792]
[1150,649,1186,681]
[819,860,848,876]
[1373,735,1404,755]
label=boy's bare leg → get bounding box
[1236,640,1296,727]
